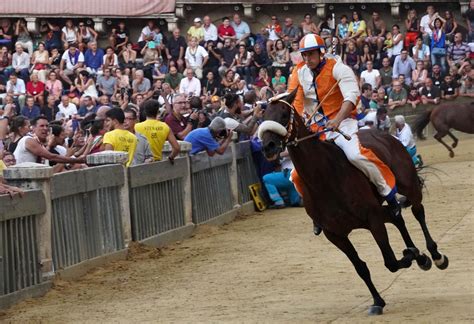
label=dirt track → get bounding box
[2,136,473,323]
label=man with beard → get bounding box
[217,93,262,137]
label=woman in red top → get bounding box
[26,73,45,106]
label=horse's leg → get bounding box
[369,216,416,272]
[447,131,459,148]
[411,203,449,270]
[383,209,432,271]
[434,132,455,158]
[324,231,386,315]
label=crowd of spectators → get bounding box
[1,5,473,204]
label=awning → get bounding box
[0,0,176,17]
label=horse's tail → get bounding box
[413,110,433,140]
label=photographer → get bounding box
[218,93,262,137]
[184,116,234,156]
[164,93,198,140]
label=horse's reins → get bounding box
[274,84,352,147]
[304,81,340,128]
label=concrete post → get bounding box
[181,147,193,226]
[460,1,469,15]
[167,16,180,32]
[229,132,240,208]
[243,4,255,21]
[316,4,326,20]
[92,18,105,34]
[86,151,132,247]
[3,162,54,280]
[25,18,39,35]
[390,2,401,21]
[162,141,192,159]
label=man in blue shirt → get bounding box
[230,14,251,44]
[21,96,41,120]
[392,50,416,85]
[84,41,105,75]
[185,117,233,155]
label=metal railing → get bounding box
[128,158,188,241]
[190,150,234,224]
[235,141,260,204]
[50,165,125,270]
[0,190,45,296]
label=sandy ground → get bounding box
[1,135,473,323]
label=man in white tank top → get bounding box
[14,116,86,166]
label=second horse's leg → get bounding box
[370,216,416,272]
[434,132,455,158]
[383,209,432,271]
[411,203,449,270]
[447,130,459,148]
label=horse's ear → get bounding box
[286,87,298,105]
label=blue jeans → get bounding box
[431,53,447,75]
[407,145,420,165]
[263,169,301,206]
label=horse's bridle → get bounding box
[270,98,334,147]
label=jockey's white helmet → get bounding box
[299,34,326,54]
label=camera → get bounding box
[256,100,268,109]
[217,129,228,139]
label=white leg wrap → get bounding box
[434,254,445,267]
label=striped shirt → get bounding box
[448,42,470,62]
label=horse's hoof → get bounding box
[417,254,432,271]
[449,151,455,158]
[452,141,458,148]
[434,254,449,270]
[368,305,384,316]
[403,247,419,260]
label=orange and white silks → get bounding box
[287,55,396,198]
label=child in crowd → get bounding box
[383,32,393,58]
[407,87,422,109]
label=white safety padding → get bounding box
[258,121,288,140]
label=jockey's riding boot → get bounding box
[387,197,401,218]
[313,224,322,236]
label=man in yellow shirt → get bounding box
[187,18,205,44]
[102,108,138,167]
[135,99,180,162]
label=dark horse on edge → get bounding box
[414,103,474,157]
[259,90,449,316]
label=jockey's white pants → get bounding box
[327,118,396,197]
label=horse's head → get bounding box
[258,89,298,161]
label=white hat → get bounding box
[194,17,202,23]
[224,118,240,131]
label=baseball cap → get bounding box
[194,17,202,23]
[224,118,239,131]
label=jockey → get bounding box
[287,34,401,224]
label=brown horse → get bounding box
[414,103,474,157]
[259,91,448,316]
